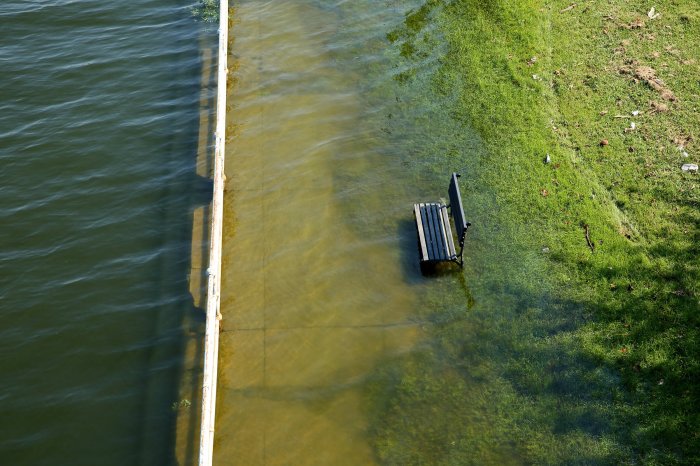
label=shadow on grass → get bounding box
[576,221,700,463]
[369,202,696,463]
[367,228,699,463]
[365,278,629,465]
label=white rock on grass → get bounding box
[681,163,698,172]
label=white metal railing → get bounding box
[198,0,228,465]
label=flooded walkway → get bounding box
[215,2,426,464]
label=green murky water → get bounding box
[0,1,213,464]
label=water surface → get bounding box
[0,1,209,464]
[216,1,434,464]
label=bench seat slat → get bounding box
[429,204,446,261]
[418,203,431,261]
[440,205,457,259]
[424,203,438,260]
[426,203,440,260]
[413,204,429,261]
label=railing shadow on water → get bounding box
[136,27,219,466]
[169,31,220,466]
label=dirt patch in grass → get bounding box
[619,65,677,101]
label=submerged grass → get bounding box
[368,0,699,464]
[192,0,219,23]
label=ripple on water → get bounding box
[0,0,207,464]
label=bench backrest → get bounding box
[448,173,470,246]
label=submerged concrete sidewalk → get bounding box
[214,2,424,465]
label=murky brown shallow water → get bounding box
[215,1,427,464]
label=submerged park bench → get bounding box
[413,173,471,269]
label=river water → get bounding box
[0,1,210,464]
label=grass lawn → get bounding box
[370,1,699,464]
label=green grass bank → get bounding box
[369,1,699,464]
